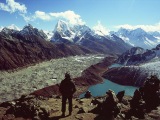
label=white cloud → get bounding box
[93,21,110,36]
[0,1,84,25]
[115,22,160,32]
[49,10,85,25]
[34,11,52,21]
[24,10,85,25]
[20,13,33,22]
[0,0,27,13]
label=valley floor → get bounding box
[0,54,105,103]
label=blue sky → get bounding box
[0,0,160,32]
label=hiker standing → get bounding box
[59,73,76,116]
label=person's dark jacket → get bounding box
[59,78,76,97]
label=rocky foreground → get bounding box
[0,93,160,120]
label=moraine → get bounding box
[0,54,104,102]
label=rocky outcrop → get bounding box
[0,95,51,120]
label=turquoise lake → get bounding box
[80,79,138,98]
[79,64,138,98]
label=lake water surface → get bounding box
[80,79,138,98]
[80,64,138,98]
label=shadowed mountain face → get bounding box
[116,44,160,65]
[103,66,148,87]
[0,25,94,70]
[103,45,160,87]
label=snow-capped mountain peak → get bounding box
[131,28,147,36]
[53,20,76,41]
[1,27,19,35]
[52,20,94,43]
[19,24,47,39]
[0,24,20,34]
[114,28,160,49]
[54,20,70,33]
[7,24,20,31]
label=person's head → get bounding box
[86,90,91,94]
[65,72,71,80]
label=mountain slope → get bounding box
[0,25,94,70]
[103,60,160,87]
[103,45,160,86]
[116,44,160,65]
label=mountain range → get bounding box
[1,20,160,70]
[112,28,160,49]
[50,20,160,50]
[0,21,132,70]
[0,24,93,70]
[51,20,132,54]
[1,21,160,51]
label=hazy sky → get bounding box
[0,0,160,32]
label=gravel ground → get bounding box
[0,54,104,102]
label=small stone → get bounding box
[77,107,88,114]
[79,100,84,104]
[56,95,61,99]
[75,115,84,120]
[74,105,79,108]
[6,114,15,119]
[33,116,41,120]
[76,98,80,101]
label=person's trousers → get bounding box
[62,96,72,113]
